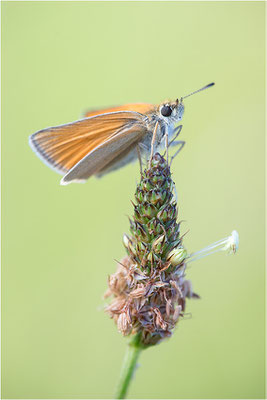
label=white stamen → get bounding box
[225,230,239,254]
[187,230,239,263]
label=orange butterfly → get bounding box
[29,83,214,185]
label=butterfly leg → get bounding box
[136,144,143,175]
[169,125,183,146]
[163,125,183,158]
[169,141,186,167]
[149,121,159,169]
[163,125,183,155]
[165,130,169,165]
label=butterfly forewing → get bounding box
[29,110,149,177]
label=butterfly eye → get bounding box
[161,105,172,117]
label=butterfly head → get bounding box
[159,99,184,124]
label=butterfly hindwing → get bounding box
[60,124,147,185]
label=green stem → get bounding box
[115,335,143,399]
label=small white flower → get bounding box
[188,230,239,263]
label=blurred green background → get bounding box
[1,1,265,399]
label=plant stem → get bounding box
[115,335,143,399]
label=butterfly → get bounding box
[29,83,214,185]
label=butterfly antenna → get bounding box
[181,82,215,101]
